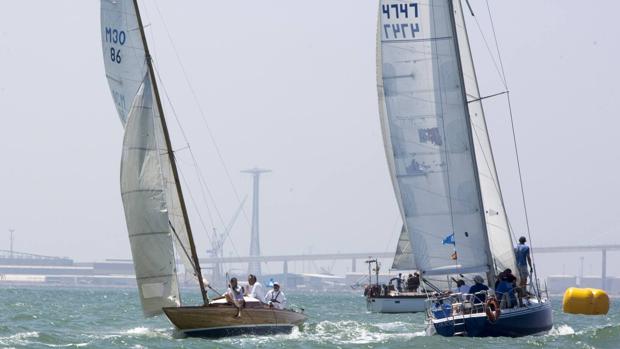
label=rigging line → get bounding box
[470,119,518,243]
[153,80,244,264]
[383,214,402,254]
[485,0,540,296]
[169,221,200,275]
[174,156,217,228]
[177,166,215,246]
[151,62,226,234]
[175,146,243,260]
[468,11,507,89]
[467,90,508,104]
[151,0,252,227]
[464,0,475,16]
[485,0,508,84]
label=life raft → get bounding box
[485,297,501,323]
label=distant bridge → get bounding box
[199,245,620,288]
[534,244,620,289]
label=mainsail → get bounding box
[378,0,494,277]
[101,0,204,315]
[452,0,518,275]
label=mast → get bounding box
[447,0,496,286]
[131,0,208,304]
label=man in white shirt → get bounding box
[245,274,266,303]
[264,282,287,310]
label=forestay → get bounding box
[377,0,492,276]
[452,0,517,276]
[101,0,198,315]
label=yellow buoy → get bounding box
[562,287,609,315]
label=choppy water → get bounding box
[0,287,617,348]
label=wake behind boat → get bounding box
[100,0,306,337]
[375,0,552,337]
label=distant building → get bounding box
[546,275,577,294]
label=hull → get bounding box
[163,305,307,338]
[432,300,553,337]
[366,294,427,313]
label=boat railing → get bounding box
[426,291,489,320]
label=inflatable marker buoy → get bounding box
[562,287,609,315]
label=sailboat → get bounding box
[100,0,306,338]
[376,0,553,337]
[365,234,428,313]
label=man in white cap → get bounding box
[264,281,287,310]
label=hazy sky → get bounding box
[0,1,618,277]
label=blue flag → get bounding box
[442,233,455,245]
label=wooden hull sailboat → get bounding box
[163,304,307,338]
[101,0,306,337]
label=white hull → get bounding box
[366,295,427,313]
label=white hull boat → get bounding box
[366,293,426,313]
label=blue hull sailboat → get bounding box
[375,0,553,337]
[431,296,553,337]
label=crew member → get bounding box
[245,274,266,303]
[264,282,287,310]
[407,272,420,292]
[225,277,245,317]
[468,275,489,303]
[515,236,533,290]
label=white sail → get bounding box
[102,0,199,315]
[391,225,417,270]
[452,0,517,275]
[101,0,148,126]
[120,76,180,316]
[377,0,492,276]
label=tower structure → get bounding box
[241,167,271,277]
[8,229,14,259]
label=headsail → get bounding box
[391,225,417,270]
[377,0,493,277]
[101,0,202,315]
[120,77,180,316]
[452,0,518,276]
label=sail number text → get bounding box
[381,2,420,40]
[105,27,126,64]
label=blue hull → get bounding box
[181,325,294,338]
[434,302,553,337]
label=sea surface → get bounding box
[0,286,617,349]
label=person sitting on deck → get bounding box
[468,275,489,303]
[245,274,266,303]
[264,282,287,310]
[225,277,245,317]
[495,269,518,308]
